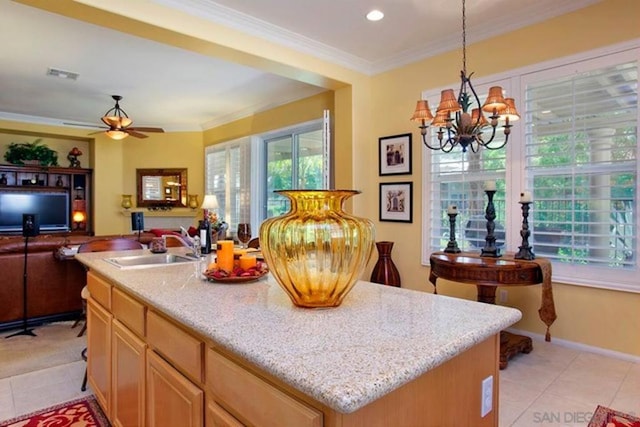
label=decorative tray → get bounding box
[203,265,269,284]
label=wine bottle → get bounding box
[198,219,212,254]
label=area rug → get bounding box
[0,396,109,427]
[588,405,640,427]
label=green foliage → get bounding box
[3,138,59,166]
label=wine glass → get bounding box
[237,223,251,249]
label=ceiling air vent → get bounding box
[46,68,79,80]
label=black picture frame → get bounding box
[379,182,413,223]
[378,133,412,176]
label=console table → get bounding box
[429,252,556,369]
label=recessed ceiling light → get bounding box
[366,9,384,21]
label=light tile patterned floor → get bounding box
[0,333,638,425]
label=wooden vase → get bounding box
[370,241,401,287]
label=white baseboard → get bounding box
[507,327,640,364]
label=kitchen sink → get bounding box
[104,253,198,269]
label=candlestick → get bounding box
[520,191,533,203]
[484,180,496,191]
[514,201,535,260]
[444,211,461,254]
[480,190,501,257]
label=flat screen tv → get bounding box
[0,191,70,232]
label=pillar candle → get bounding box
[447,205,458,215]
[484,180,496,191]
[520,191,533,203]
[216,240,235,272]
[239,255,257,270]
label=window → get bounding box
[423,44,639,292]
[205,137,251,232]
[205,117,330,237]
[424,78,512,255]
[264,124,326,218]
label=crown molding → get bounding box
[153,0,603,76]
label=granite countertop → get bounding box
[76,247,522,414]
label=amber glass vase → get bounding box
[260,190,375,308]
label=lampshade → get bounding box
[72,211,86,223]
[471,108,488,127]
[500,98,520,122]
[410,100,434,123]
[201,194,219,210]
[437,89,462,114]
[481,86,508,113]
[102,116,132,128]
[431,110,450,128]
[106,129,128,140]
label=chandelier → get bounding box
[410,0,520,153]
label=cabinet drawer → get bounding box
[112,288,145,337]
[146,311,203,382]
[206,399,244,427]
[87,272,111,309]
[207,349,322,427]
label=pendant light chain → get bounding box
[461,0,467,76]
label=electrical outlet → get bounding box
[481,375,493,417]
[499,289,508,303]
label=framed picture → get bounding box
[379,133,412,176]
[379,182,413,223]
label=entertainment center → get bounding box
[0,164,92,234]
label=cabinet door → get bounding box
[206,399,244,427]
[112,320,146,427]
[147,349,203,427]
[87,298,112,417]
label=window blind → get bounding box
[524,60,637,273]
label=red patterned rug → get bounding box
[0,396,110,427]
[588,405,640,427]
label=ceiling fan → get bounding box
[65,95,164,140]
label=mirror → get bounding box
[136,168,187,209]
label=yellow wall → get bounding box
[3,0,639,356]
[365,0,640,357]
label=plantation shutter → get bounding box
[523,57,637,275]
[205,138,251,233]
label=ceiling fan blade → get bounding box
[88,130,105,135]
[127,130,149,139]
[64,122,106,129]
[130,127,164,133]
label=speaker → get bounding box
[131,212,144,231]
[22,213,40,237]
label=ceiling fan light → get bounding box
[102,116,132,128]
[106,129,129,140]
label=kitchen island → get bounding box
[76,247,521,427]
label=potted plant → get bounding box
[3,138,59,166]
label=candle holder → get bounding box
[480,190,501,257]
[514,202,535,260]
[444,212,461,253]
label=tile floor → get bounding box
[0,334,638,426]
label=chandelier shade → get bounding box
[410,0,519,153]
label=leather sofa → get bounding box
[0,232,160,331]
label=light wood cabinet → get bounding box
[87,298,112,416]
[206,400,243,427]
[147,349,204,427]
[112,319,146,427]
[85,270,500,427]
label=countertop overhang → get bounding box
[76,248,522,413]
